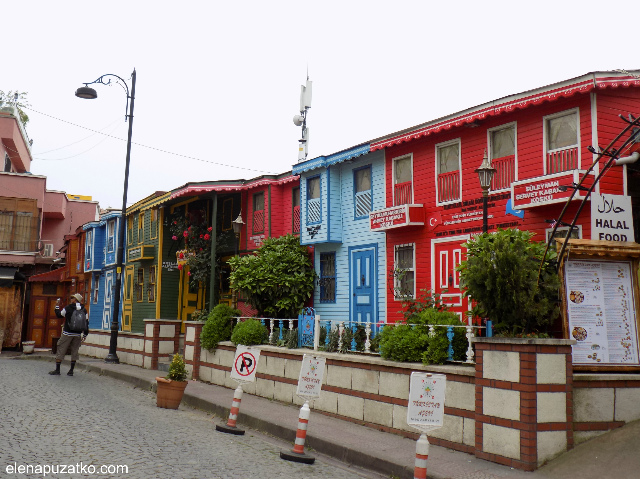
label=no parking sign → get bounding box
[230,346,261,383]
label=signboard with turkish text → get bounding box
[407,372,446,431]
[230,345,261,383]
[591,194,635,242]
[296,355,326,398]
[511,170,594,209]
[369,204,424,231]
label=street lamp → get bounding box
[475,150,496,233]
[76,69,137,364]
[231,213,244,309]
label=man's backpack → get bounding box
[69,308,88,333]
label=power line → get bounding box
[24,107,277,174]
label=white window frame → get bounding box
[394,243,415,300]
[487,122,518,191]
[93,275,99,304]
[435,138,462,206]
[85,230,93,261]
[107,220,115,253]
[543,108,581,174]
[392,154,413,205]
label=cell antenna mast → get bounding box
[293,75,312,162]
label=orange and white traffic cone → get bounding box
[414,433,429,479]
[216,384,245,435]
[280,400,315,464]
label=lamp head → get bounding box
[75,86,98,99]
[232,213,245,235]
[475,150,496,192]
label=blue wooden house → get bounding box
[293,144,387,333]
[83,209,124,330]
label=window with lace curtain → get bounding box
[436,140,461,204]
[354,166,372,219]
[393,155,412,206]
[307,176,321,224]
[489,124,516,191]
[545,109,579,173]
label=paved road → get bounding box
[0,359,384,479]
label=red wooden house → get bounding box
[368,70,640,324]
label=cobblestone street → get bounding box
[0,358,383,479]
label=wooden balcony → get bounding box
[394,181,412,206]
[438,171,460,203]
[491,155,515,191]
[547,147,578,174]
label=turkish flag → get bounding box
[427,212,442,231]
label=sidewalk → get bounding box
[7,351,640,479]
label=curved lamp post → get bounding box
[475,150,496,233]
[76,70,136,364]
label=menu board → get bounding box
[565,260,639,366]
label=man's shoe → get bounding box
[67,371,74,376]
[49,370,60,375]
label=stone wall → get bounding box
[79,324,640,471]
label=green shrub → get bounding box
[166,353,188,382]
[231,318,268,346]
[284,328,298,349]
[458,228,560,335]
[378,309,467,365]
[200,304,240,351]
[379,324,429,362]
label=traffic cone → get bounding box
[414,433,429,479]
[216,384,245,435]
[280,400,315,464]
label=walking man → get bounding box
[49,293,89,376]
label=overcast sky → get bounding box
[5,1,638,210]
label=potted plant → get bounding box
[156,353,189,409]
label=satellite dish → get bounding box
[293,114,305,127]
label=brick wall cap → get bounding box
[217,341,476,376]
[143,319,182,323]
[183,321,206,325]
[575,373,640,381]
[472,337,575,346]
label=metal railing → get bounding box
[231,316,492,364]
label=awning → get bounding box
[0,267,17,288]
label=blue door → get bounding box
[351,248,376,326]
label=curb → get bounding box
[17,354,415,479]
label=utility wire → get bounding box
[24,107,277,174]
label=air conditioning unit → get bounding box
[43,244,54,257]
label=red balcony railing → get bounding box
[253,210,264,233]
[491,155,515,191]
[438,171,460,203]
[394,181,412,206]
[547,147,578,174]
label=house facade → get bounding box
[83,209,124,331]
[294,144,387,332]
[1,104,98,349]
[116,173,300,335]
[367,70,640,324]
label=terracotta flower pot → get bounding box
[156,377,188,409]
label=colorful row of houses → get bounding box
[2,69,640,349]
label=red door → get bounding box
[432,236,471,323]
